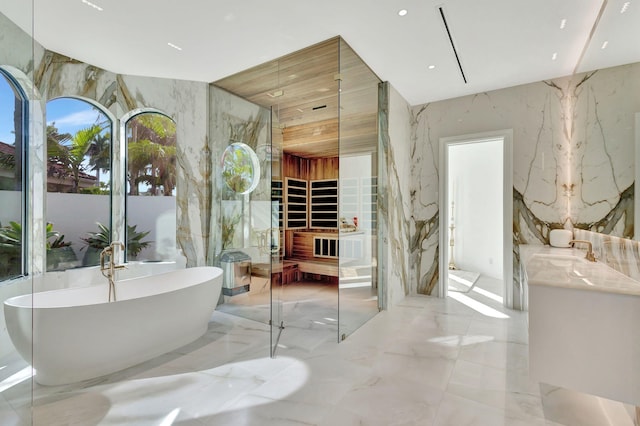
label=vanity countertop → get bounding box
[524,245,640,296]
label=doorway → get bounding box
[439,130,513,309]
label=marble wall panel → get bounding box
[411,62,640,300]
[379,83,412,306]
[0,12,33,75]
[574,229,640,281]
[117,75,210,266]
[208,86,271,264]
[0,11,39,360]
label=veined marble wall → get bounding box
[0,11,42,359]
[208,86,271,264]
[118,75,210,266]
[411,62,640,299]
[33,53,211,268]
[379,82,412,307]
[574,229,640,281]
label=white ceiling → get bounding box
[1,0,638,106]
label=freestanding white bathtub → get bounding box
[3,266,222,386]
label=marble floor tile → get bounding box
[2,278,637,426]
[326,376,442,426]
[433,392,559,426]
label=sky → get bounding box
[0,74,107,145]
[0,74,17,144]
[1,74,111,184]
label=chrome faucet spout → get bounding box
[569,239,597,262]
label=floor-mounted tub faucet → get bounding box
[569,240,597,262]
[100,241,126,301]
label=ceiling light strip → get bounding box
[573,0,609,74]
[438,6,467,84]
[81,0,103,11]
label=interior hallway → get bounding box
[1,283,636,425]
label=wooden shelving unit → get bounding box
[310,179,338,229]
[285,177,308,229]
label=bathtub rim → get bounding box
[3,266,222,309]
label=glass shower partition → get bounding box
[0,2,35,424]
[337,39,382,340]
[269,105,284,356]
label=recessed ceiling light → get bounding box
[559,18,567,29]
[601,40,609,49]
[398,9,408,16]
[167,42,183,51]
[551,52,558,61]
[428,65,436,70]
[621,2,630,13]
[81,0,103,11]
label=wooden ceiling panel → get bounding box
[214,37,379,159]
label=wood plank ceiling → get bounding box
[214,37,380,159]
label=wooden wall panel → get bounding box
[282,152,310,180]
[310,157,339,180]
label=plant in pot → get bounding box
[46,222,77,271]
[0,221,77,273]
[81,222,110,266]
[81,222,151,265]
[0,221,22,279]
[126,224,152,260]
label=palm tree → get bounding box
[87,131,111,188]
[127,113,177,196]
[67,125,102,193]
[47,123,71,160]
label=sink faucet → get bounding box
[100,241,126,301]
[569,240,597,262]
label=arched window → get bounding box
[45,97,112,269]
[124,111,176,261]
[0,69,27,281]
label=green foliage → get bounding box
[81,222,152,257]
[127,113,177,196]
[0,221,21,248]
[0,221,21,279]
[0,221,72,250]
[126,224,152,257]
[222,144,257,194]
[46,222,71,249]
[81,222,111,250]
[79,182,110,195]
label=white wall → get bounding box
[448,139,503,279]
[127,195,177,260]
[46,193,176,263]
[0,190,22,225]
[46,193,110,253]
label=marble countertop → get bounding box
[522,245,640,296]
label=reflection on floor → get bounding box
[216,277,378,353]
[1,277,637,425]
[447,269,481,293]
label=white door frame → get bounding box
[438,130,514,308]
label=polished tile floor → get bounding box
[0,275,637,425]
